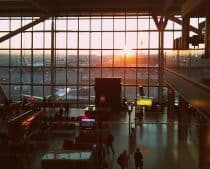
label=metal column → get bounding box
[182,16,190,49]
[205,15,210,58]
[50,17,56,100]
[199,121,210,169]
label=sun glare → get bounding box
[122,45,135,56]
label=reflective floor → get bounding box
[0,107,199,169]
[104,109,198,169]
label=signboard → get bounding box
[136,97,152,106]
[80,118,96,128]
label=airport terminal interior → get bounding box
[0,0,210,169]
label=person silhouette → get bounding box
[134,148,143,169]
[106,131,114,154]
[117,150,129,169]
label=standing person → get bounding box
[59,104,64,117]
[134,148,143,169]
[64,104,69,118]
[129,127,136,153]
[106,131,114,154]
[117,150,129,169]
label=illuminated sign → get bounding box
[81,118,95,128]
[81,118,95,122]
[136,97,152,106]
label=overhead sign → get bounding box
[136,97,152,106]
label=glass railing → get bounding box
[165,49,210,89]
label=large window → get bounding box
[0,15,182,106]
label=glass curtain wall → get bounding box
[165,17,207,87]
[0,14,182,107]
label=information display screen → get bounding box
[80,118,96,128]
[136,97,152,106]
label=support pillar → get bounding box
[50,18,56,100]
[167,86,175,120]
[178,97,191,142]
[205,16,210,58]
[182,16,190,49]
[199,121,210,169]
[158,27,164,104]
[152,15,168,107]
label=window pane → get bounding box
[79,33,89,48]
[56,68,66,85]
[102,32,113,49]
[56,32,67,48]
[114,18,125,31]
[91,32,101,49]
[68,32,78,49]
[79,18,90,31]
[91,18,101,31]
[102,18,113,31]
[79,68,89,85]
[0,68,9,83]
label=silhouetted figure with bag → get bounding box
[117,150,129,169]
[134,148,143,169]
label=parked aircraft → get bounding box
[22,87,71,101]
[55,87,71,97]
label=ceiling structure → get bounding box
[0,0,209,17]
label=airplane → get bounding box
[22,87,72,101]
[55,87,71,97]
[22,86,93,102]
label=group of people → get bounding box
[106,131,143,169]
[117,148,143,169]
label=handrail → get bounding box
[165,68,210,92]
[164,68,210,123]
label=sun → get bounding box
[122,45,135,56]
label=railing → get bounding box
[165,49,210,89]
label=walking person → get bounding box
[117,150,129,169]
[106,131,114,154]
[134,148,143,169]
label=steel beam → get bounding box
[152,15,159,29]
[170,16,203,36]
[0,16,49,43]
[205,16,210,58]
[182,16,190,49]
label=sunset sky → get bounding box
[0,16,205,56]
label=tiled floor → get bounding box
[0,107,199,169]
